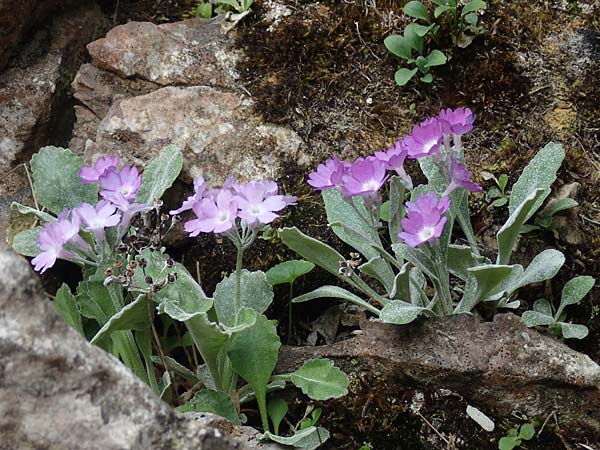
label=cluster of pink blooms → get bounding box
[307,107,481,248]
[32,156,151,273]
[170,177,297,236]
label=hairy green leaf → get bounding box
[508,142,564,221]
[266,260,314,286]
[380,301,427,324]
[267,398,288,435]
[279,227,345,277]
[384,35,412,59]
[12,227,42,257]
[229,314,281,432]
[403,1,430,21]
[135,145,183,205]
[497,189,546,264]
[260,427,330,450]
[395,68,418,86]
[176,389,240,424]
[31,146,98,214]
[54,284,84,336]
[214,270,273,327]
[559,322,589,339]
[291,285,380,315]
[91,294,149,346]
[289,359,349,401]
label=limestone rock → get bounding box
[71,17,308,185]
[86,18,241,87]
[85,85,305,184]
[0,2,107,243]
[0,247,249,450]
[277,314,600,437]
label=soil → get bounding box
[36,0,600,448]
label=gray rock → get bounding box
[0,2,107,243]
[71,17,309,185]
[84,85,306,184]
[277,314,600,437]
[86,17,241,87]
[0,248,249,450]
[0,2,106,172]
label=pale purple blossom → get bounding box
[437,107,476,135]
[184,189,238,236]
[445,160,482,195]
[75,201,121,230]
[235,180,297,226]
[307,157,345,190]
[404,118,444,159]
[101,191,153,233]
[399,193,450,248]
[31,213,84,273]
[341,158,388,197]
[100,166,142,201]
[170,177,207,215]
[79,155,119,184]
[374,140,413,189]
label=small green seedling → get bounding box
[498,423,535,450]
[194,0,254,20]
[522,276,594,339]
[266,259,315,342]
[267,398,289,435]
[385,0,486,86]
[483,172,509,207]
[195,2,213,18]
[299,406,322,431]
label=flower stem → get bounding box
[234,243,244,326]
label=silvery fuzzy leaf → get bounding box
[533,298,553,316]
[322,188,382,260]
[359,256,395,293]
[213,270,273,328]
[467,264,514,302]
[497,188,546,264]
[289,358,349,401]
[380,300,427,324]
[509,142,564,222]
[502,249,565,295]
[559,322,589,339]
[260,427,330,450]
[135,145,183,205]
[31,146,99,214]
[279,227,345,278]
[522,311,554,328]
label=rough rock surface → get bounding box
[0,247,251,450]
[70,17,308,185]
[86,86,304,183]
[87,18,240,87]
[0,2,107,242]
[277,314,600,437]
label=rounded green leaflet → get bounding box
[384,35,412,59]
[289,358,349,401]
[561,276,595,307]
[266,260,315,286]
[403,0,430,22]
[395,68,418,86]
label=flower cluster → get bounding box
[172,177,297,237]
[32,156,151,273]
[307,107,481,248]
